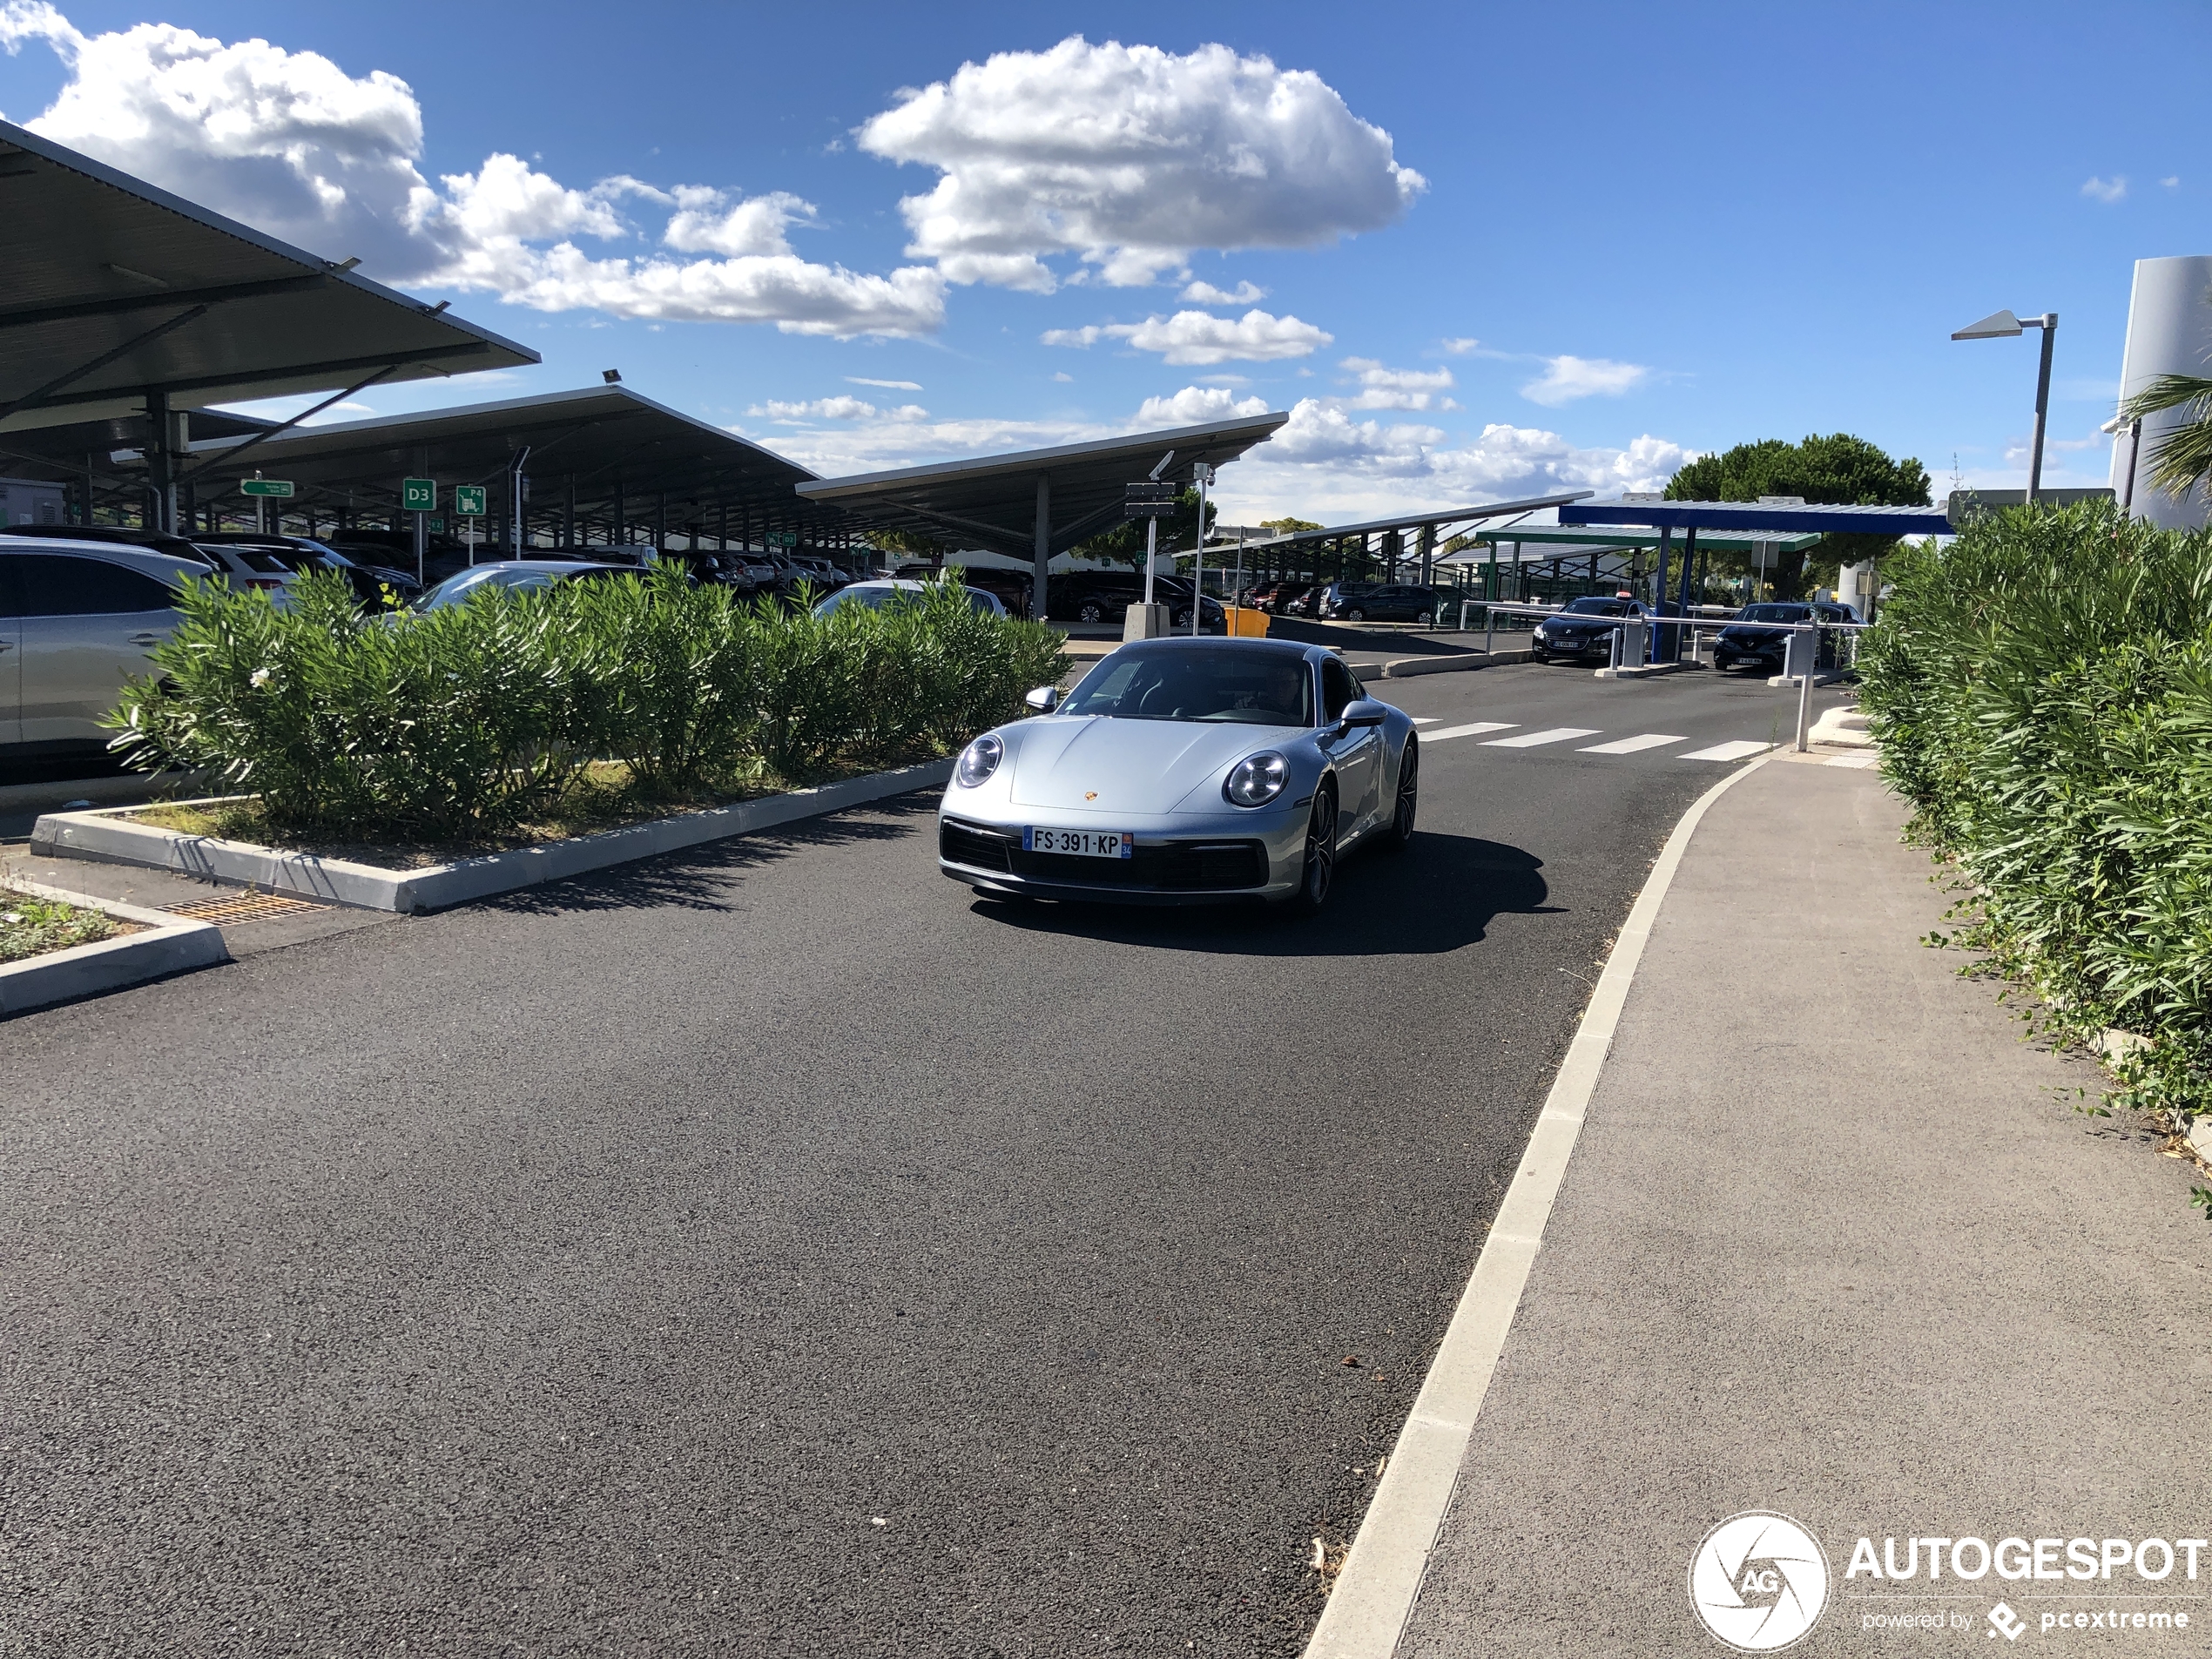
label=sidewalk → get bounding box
[1386,760,2212,1656]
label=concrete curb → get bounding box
[1302,753,1774,1659]
[1593,660,1691,681]
[1,876,226,1016]
[30,759,956,915]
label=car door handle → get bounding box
[127,631,165,646]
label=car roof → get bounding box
[1105,635,1318,662]
[0,536,208,578]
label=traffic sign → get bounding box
[773,530,799,548]
[455,484,487,517]
[239,478,294,499]
[1123,480,1177,520]
[428,517,446,534]
[402,477,435,513]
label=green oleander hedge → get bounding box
[106,567,1067,844]
[1858,502,2212,1118]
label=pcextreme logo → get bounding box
[1689,1512,1831,1652]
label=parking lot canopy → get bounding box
[179,383,836,549]
[795,411,1291,618]
[0,118,538,434]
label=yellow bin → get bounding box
[1224,605,1271,637]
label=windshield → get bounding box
[414,566,552,611]
[1058,646,1315,726]
[1737,604,1810,623]
[1563,597,1634,617]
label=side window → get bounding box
[1322,658,1359,721]
[0,556,20,617]
[16,553,176,616]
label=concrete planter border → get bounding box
[1,877,226,1016]
[30,759,956,916]
[1352,649,1533,684]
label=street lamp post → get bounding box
[1952,309,2058,502]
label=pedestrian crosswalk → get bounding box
[1419,722,1775,762]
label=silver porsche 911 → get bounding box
[938,637,1419,911]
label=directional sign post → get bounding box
[402,477,435,513]
[1125,479,1181,620]
[239,478,294,499]
[454,484,486,568]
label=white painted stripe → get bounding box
[1480,726,1601,749]
[1425,721,1516,743]
[1577,732,1686,755]
[1303,756,1773,1659]
[1411,717,1440,725]
[1824,752,1880,769]
[1680,739,1774,762]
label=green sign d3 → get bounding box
[402,477,435,512]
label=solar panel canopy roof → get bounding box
[0,118,538,434]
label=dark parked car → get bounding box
[1317,581,1441,624]
[1712,601,1858,674]
[1529,595,1649,664]
[195,532,422,609]
[1246,580,1312,614]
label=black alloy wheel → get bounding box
[1384,738,1418,851]
[1289,787,1338,914]
[1415,609,1433,625]
[1077,598,1106,624]
[1345,606,1366,622]
[1173,607,1193,628]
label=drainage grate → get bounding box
[163,890,328,924]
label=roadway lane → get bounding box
[0,664,1837,1656]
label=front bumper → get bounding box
[939,804,1308,904]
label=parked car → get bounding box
[0,538,201,755]
[812,579,1008,618]
[938,639,1417,914]
[194,532,422,609]
[0,521,307,595]
[1529,595,1651,664]
[1317,582,1441,624]
[1045,569,1145,624]
[404,560,638,614]
[1712,601,1858,674]
[1246,581,1312,615]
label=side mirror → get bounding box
[1024,685,1061,712]
[1339,698,1389,730]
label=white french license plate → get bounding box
[1024,826,1133,859]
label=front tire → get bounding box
[1345,607,1366,622]
[1414,609,1433,625]
[1383,738,1418,852]
[1287,787,1339,915]
[1077,599,1106,624]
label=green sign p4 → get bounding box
[455,484,487,517]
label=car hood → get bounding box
[1008,717,1287,813]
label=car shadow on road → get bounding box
[971,828,1560,957]
[470,794,941,915]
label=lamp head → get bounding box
[1952,309,2025,341]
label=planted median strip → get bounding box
[41,569,1068,914]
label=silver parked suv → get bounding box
[0,538,201,756]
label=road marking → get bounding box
[1480,726,1601,748]
[1411,717,1440,725]
[1576,732,1685,755]
[1680,739,1773,762]
[1304,755,1773,1659]
[1824,752,1880,769]
[1425,721,1516,742]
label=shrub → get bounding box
[109,570,1069,842]
[1858,502,2212,1115]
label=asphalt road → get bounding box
[0,664,1852,1656]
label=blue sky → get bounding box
[3,0,2206,524]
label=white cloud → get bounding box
[1209,399,1695,521]
[856,36,1424,290]
[2162,175,2181,188]
[1041,325,1105,348]
[1335,356,1458,411]
[1100,307,1332,365]
[846,376,924,391]
[1051,370,1074,382]
[1134,385,1271,426]
[733,408,1109,479]
[1180,279,1266,305]
[0,3,943,337]
[1520,355,1650,406]
[2081,175,2127,203]
[747,395,928,423]
[1440,337,1480,355]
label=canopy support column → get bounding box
[1032,472,1050,622]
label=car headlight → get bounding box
[1224,752,1289,807]
[956,733,1003,787]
